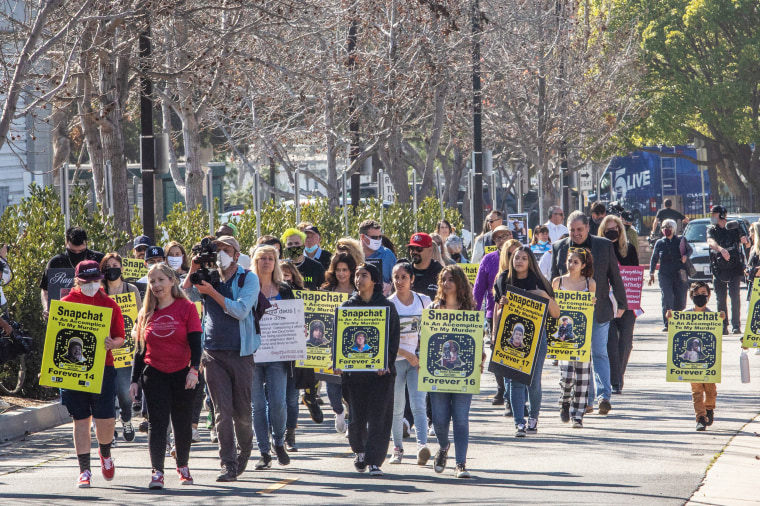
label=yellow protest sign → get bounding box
[109,292,138,368]
[122,257,147,282]
[195,301,203,321]
[39,300,112,393]
[460,264,479,286]
[294,290,349,370]
[488,286,548,385]
[743,279,760,348]
[667,311,722,383]
[546,290,594,362]
[485,245,498,255]
[334,307,388,372]
[418,309,483,394]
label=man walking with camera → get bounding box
[707,206,748,334]
[182,236,261,481]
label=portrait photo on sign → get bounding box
[749,299,760,334]
[343,326,378,356]
[500,314,535,355]
[426,333,476,376]
[548,311,587,348]
[672,331,716,368]
[307,320,329,347]
[54,329,96,372]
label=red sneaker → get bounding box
[77,470,92,488]
[149,470,164,489]
[99,451,115,481]
[177,466,194,485]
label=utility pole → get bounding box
[347,19,361,212]
[139,30,156,241]
[472,0,484,234]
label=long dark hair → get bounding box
[322,252,357,291]
[433,265,475,310]
[506,246,554,297]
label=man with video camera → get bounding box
[707,205,748,335]
[181,235,261,482]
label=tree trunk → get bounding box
[181,107,205,209]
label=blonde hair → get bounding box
[598,215,629,258]
[431,233,454,265]
[750,222,760,257]
[252,245,283,285]
[335,237,365,265]
[498,239,523,273]
[137,264,188,351]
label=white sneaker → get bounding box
[389,447,403,464]
[428,425,435,437]
[191,428,202,443]
[755,348,760,355]
[166,444,173,457]
[0,399,10,414]
[334,411,347,433]
[210,427,218,443]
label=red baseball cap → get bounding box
[408,233,433,248]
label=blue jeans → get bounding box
[286,373,299,429]
[508,331,547,426]
[587,321,612,402]
[326,381,344,415]
[392,359,428,449]
[252,361,288,454]
[114,366,132,423]
[430,392,472,465]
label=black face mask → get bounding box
[67,248,87,264]
[285,246,304,260]
[103,267,122,282]
[604,230,619,241]
[692,294,709,308]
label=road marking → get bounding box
[257,477,298,494]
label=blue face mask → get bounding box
[538,240,548,246]
[304,244,319,254]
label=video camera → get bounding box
[189,237,221,286]
[607,201,626,217]
[0,319,32,365]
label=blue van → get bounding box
[594,145,710,234]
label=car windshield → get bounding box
[684,222,708,243]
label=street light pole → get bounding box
[139,30,156,240]
[472,0,484,235]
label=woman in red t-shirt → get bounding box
[129,263,202,489]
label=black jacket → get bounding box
[550,235,628,324]
[340,290,401,383]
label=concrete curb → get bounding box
[687,413,760,506]
[0,402,70,442]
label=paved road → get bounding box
[1,285,758,504]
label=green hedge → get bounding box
[0,188,460,398]
[0,184,129,399]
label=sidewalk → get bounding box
[687,413,760,505]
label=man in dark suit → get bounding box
[551,211,627,415]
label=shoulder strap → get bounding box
[238,269,250,288]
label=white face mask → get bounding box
[81,281,101,297]
[167,256,184,271]
[365,237,382,251]
[216,251,234,270]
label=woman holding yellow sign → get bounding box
[339,262,400,477]
[551,248,596,428]
[130,263,202,489]
[100,253,142,445]
[428,265,480,479]
[494,247,559,437]
[60,260,125,489]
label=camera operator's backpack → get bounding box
[237,270,272,334]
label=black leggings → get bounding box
[142,365,197,471]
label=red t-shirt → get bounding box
[61,287,125,367]
[143,298,202,374]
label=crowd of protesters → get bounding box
[27,197,758,489]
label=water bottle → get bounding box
[740,350,751,384]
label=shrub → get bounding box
[0,184,129,399]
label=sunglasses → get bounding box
[568,246,588,258]
[366,234,382,240]
[135,246,148,252]
[408,246,424,253]
[486,219,501,223]
[553,212,564,216]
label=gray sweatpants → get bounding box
[202,349,255,467]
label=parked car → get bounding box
[684,216,749,283]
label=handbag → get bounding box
[684,257,697,278]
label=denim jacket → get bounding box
[201,265,261,357]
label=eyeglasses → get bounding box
[135,246,148,252]
[553,212,564,216]
[408,246,424,253]
[486,219,501,224]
